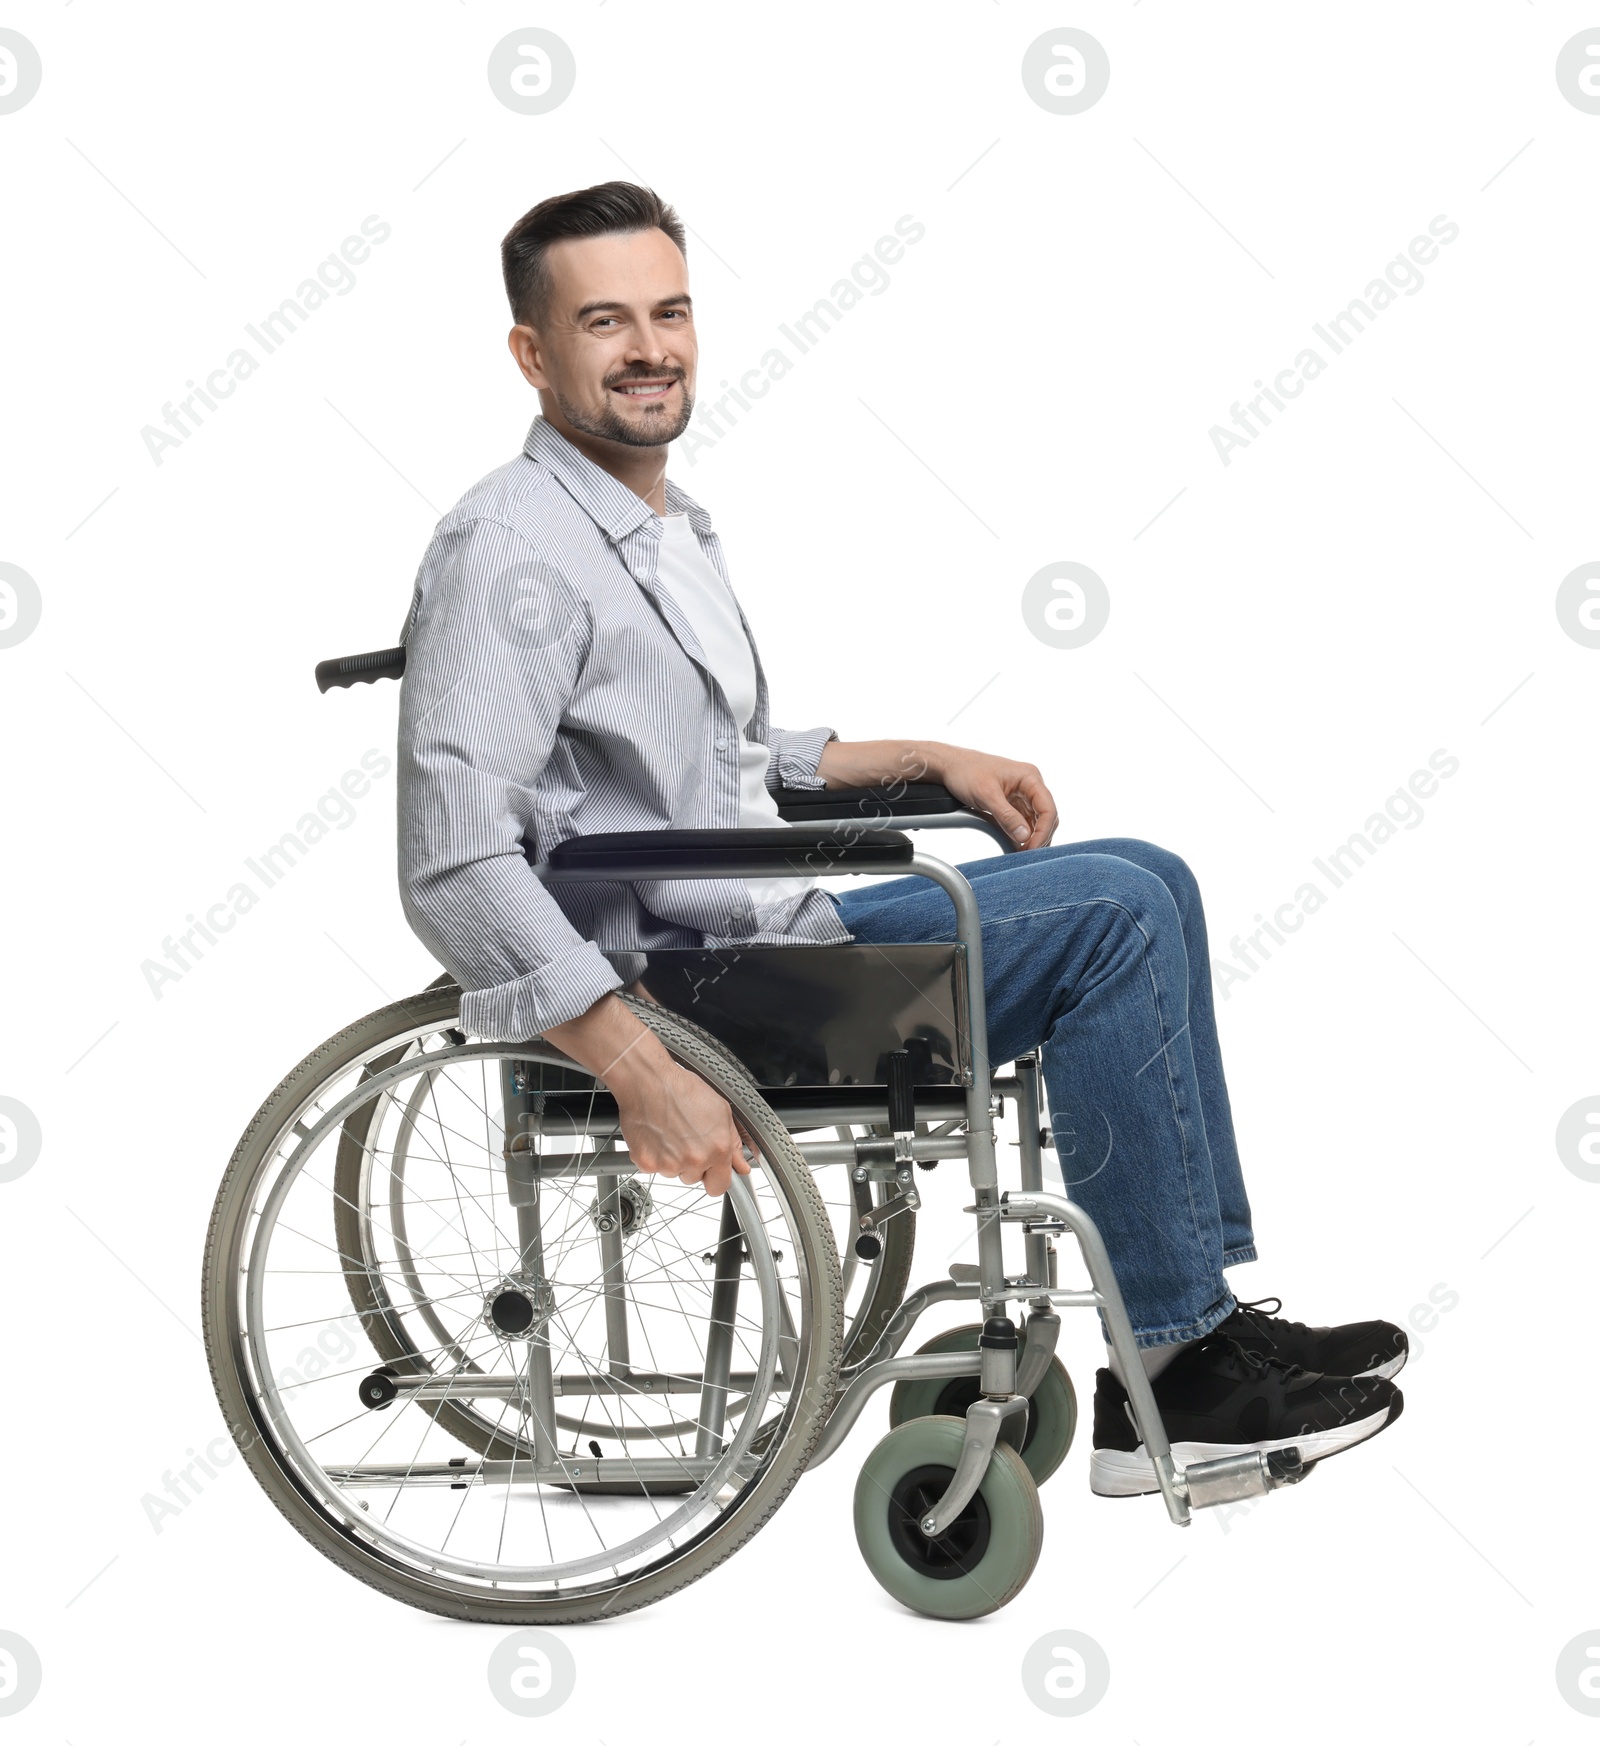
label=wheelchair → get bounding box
[201,644,1304,1625]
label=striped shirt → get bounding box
[396,414,853,1041]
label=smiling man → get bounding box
[396,180,1407,1498]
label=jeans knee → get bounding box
[1071,861,1184,981]
[1101,840,1199,912]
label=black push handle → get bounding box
[315,646,407,693]
[887,1048,915,1134]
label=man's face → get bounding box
[514,228,696,448]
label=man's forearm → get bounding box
[815,738,952,790]
[542,987,753,1198]
[815,737,1059,848]
[542,991,669,1091]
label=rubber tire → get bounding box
[853,1416,1043,1619]
[203,985,844,1625]
[887,1325,1077,1486]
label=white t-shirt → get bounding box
[655,513,815,927]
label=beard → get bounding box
[552,374,695,447]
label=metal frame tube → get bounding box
[808,1350,982,1467]
[900,852,1008,1315]
[1003,1190,1189,1525]
[324,1456,724,1488]
[513,1200,559,1467]
[499,1060,560,1467]
[501,1133,973,1180]
[836,1277,982,1384]
[695,1194,744,1457]
[595,1174,631,1377]
[387,1368,767,1401]
[1014,1055,1051,1296]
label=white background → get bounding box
[2,2,1597,1740]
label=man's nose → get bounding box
[623,328,676,369]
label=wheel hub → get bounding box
[483,1274,555,1341]
[886,1463,992,1578]
[590,1177,653,1237]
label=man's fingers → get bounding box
[983,786,1033,846]
[1016,769,1059,843]
[702,1115,754,1198]
[1007,788,1050,850]
[718,1120,753,1193]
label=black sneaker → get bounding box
[1215,1296,1408,1381]
[1089,1335,1403,1498]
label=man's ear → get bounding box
[508,324,548,389]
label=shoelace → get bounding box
[1209,1332,1309,1381]
[1120,1336,1310,1437]
[1231,1295,1313,1340]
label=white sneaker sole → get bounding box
[1089,1403,1395,1498]
[1363,1351,1407,1382]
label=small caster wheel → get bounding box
[887,1325,1077,1485]
[853,1416,1043,1619]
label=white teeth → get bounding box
[618,383,669,394]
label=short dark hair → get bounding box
[501,181,688,327]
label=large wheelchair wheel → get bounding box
[203,987,843,1625]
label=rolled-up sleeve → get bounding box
[397,516,623,1039]
[764,724,838,793]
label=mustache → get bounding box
[605,368,685,387]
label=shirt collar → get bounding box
[524,415,714,542]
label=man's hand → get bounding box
[610,1058,755,1196]
[931,746,1057,850]
[816,738,1058,850]
[542,992,752,1196]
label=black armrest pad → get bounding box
[545,827,914,878]
[772,782,961,821]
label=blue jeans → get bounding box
[828,839,1256,1348]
